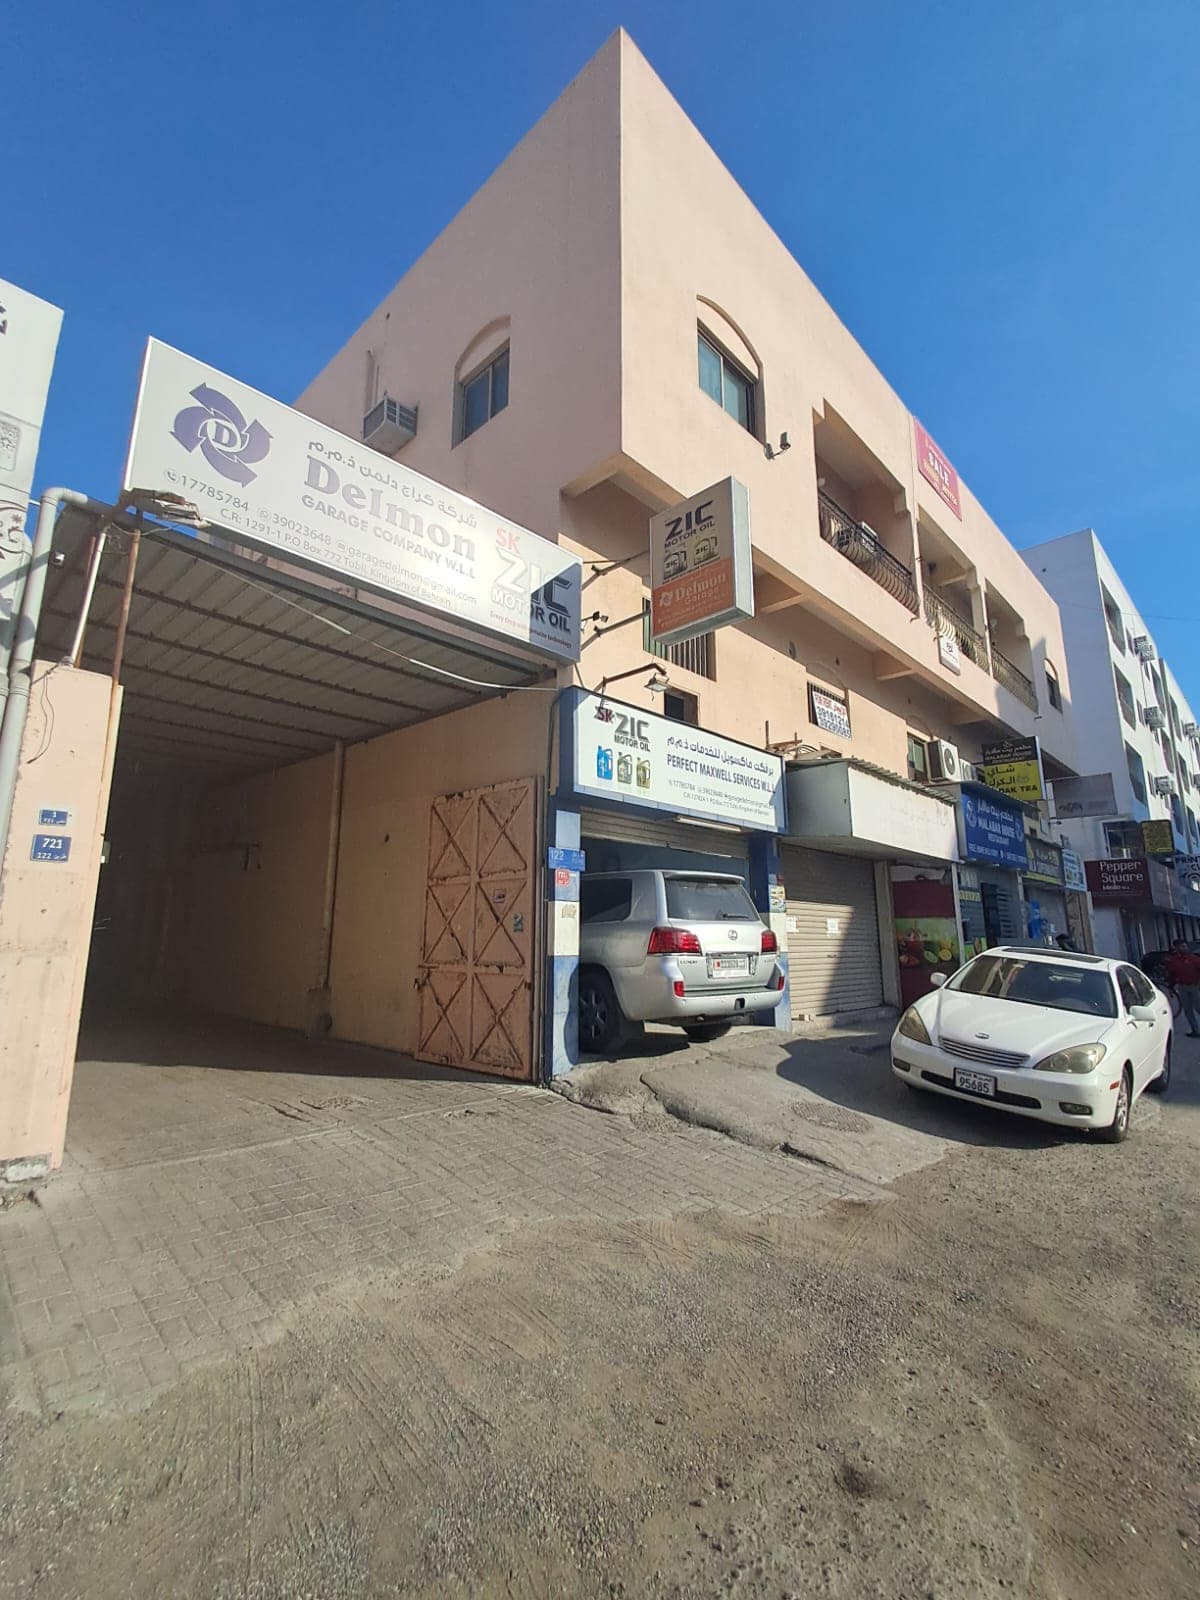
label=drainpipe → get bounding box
[308,739,345,1036]
[0,488,109,871]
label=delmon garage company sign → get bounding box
[123,340,581,661]
[649,477,754,647]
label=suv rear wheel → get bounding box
[579,969,625,1055]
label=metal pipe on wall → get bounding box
[0,488,109,874]
[309,739,345,1036]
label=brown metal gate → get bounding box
[416,778,538,1079]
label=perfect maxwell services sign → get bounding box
[123,340,581,661]
[649,478,753,647]
[562,689,786,833]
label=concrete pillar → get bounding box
[748,831,791,1031]
[543,802,582,1078]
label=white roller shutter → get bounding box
[783,846,883,1018]
[581,808,749,861]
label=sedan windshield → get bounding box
[946,954,1117,1018]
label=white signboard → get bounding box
[124,339,580,661]
[1051,772,1119,820]
[1061,848,1087,892]
[649,477,753,647]
[565,690,786,833]
[1,279,64,659]
[937,629,962,674]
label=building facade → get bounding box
[4,31,1098,1179]
[289,29,1081,1052]
[1025,528,1200,960]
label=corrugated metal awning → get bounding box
[38,514,551,782]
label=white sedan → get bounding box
[891,946,1171,1142]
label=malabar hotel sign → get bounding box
[914,419,962,520]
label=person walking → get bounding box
[1165,939,1200,1036]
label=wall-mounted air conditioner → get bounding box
[928,739,961,783]
[1145,706,1167,731]
[1152,775,1177,796]
[1184,722,1199,739]
[1132,635,1156,663]
[362,395,418,454]
[958,759,978,786]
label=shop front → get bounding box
[783,759,959,1019]
[1084,856,1177,961]
[1022,836,1068,945]
[956,784,1028,956]
[549,688,788,1069]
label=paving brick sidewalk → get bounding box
[1,1015,872,1416]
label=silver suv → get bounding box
[578,869,784,1052]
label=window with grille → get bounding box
[642,604,716,679]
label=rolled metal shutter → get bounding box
[580,808,749,861]
[783,846,883,1018]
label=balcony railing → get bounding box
[992,645,1038,711]
[923,589,990,670]
[818,491,919,614]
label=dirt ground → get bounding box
[3,1054,1199,1599]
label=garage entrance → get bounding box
[38,511,554,1080]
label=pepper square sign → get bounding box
[649,477,753,647]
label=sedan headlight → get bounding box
[1033,1042,1107,1075]
[896,1006,931,1045]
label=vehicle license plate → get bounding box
[953,1067,996,1098]
[709,954,750,977]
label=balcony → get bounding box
[923,589,990,670]
[818,491,919,614]
[992,645,1038,711]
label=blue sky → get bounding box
[9,1,1199,688]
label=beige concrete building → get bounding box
[2,30,1084,1173]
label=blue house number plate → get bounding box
[31,833,71,862]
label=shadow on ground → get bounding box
[77,1002,501,1088]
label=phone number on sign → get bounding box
[162,471,250,514]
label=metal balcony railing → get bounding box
[818,491,919,614]
[923,589,991,670]
[992,645,1038,711]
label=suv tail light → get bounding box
[647,926,702,955]
[761,929,778,953]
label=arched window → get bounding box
[453,316,511,444]
[696,297,762,438]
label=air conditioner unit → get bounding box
[1152,775,1177,796]
[1184,722,1199,739]
[362,395,418,454]
[958,759,978,786]
[928,739,961,783]
[1132,635,1156,663]
[1145,706,1167,731]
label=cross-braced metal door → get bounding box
[417,779,538,1079]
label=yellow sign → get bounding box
[980,759,1043,804]
[1141,819,1174,856]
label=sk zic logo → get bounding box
[171,383,271,486]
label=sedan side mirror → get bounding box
[1129,1003,1157,1022]
[929,972,947,988]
